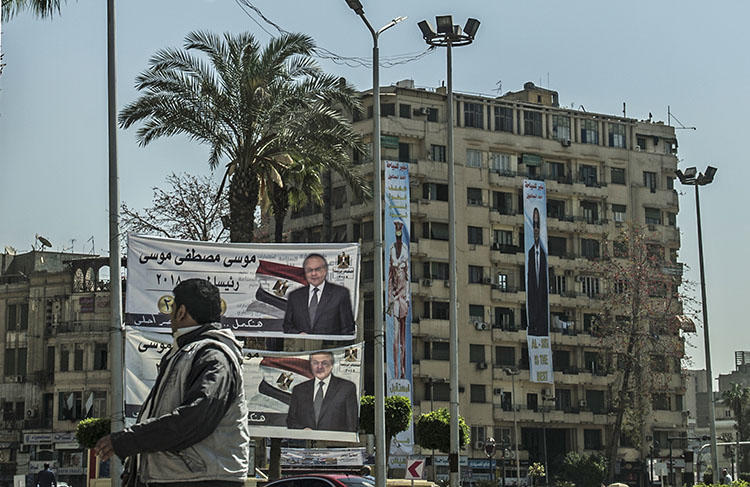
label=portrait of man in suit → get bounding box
[526,207,549,336]
[286,351,359,432]
[282,253,355,336]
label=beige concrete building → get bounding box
[286,81,688,484]
[0,251,112,487]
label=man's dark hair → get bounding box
[172,278,222,324]
[43,463,49,469]
[303,253,328,270]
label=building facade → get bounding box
[287,81,689,484]
[0,251,112,487]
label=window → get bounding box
[90,391,107,418]
[426,341,450,361]
[399,103,411,118]
[581,119,599,144]
[612,204,626,223]
[579,165,598,186]
[430,144,446,162]
[496,273,508,291]
[494,308,514,330]
[94,343,108,371]
[553,274,567,295]
[495,346,516,366]
[643,171,657,192]
[613,240,627,257]
[653,393,671,411]
[332,186,347,209]
[60,346,70,372]
[381,103,395,117]
[361,260,374,281]
[553,350,570,371]
[548,236,566,257]
[423,183,448,201]
[547,199,566,220]
[645,207,662,225]
[581,276,600,297]
[427,107,439,122]
[583,314,597,333]
[493,230,513,247]
[425,382,449,402]
[637,136,647,151]
[423,222,449,241]
[469,345,486,363]
[527,393,538,411]
[471,425,487,446]
[586,390,606,414]
[3,348,16,376]
[523,111,542,136]
[490,152,511,173]
[546,161,565,180]
[470,385,486,403]
[551,115,570,141]
[492,191,513,215]
[581,201,599,224]
[494,106,513,132]
[74,344,84,371]
[581,239,600,259]
[464,102,484,128]
[556,389,572,411]
[58,391,83,420]
[332,225,347,243]
[608,123,626,148]
[424,261,449,280]
[467,187,483,206]
[468,226,483,245]
[425,301,449,320]
[611,167,626,185]
[667,212,676,226]
[469,304,485,322]
[584,429,602,449]
[466,149,482,168]
[666,177,675,190]
[5,303,29,331]
[468,265,484,284]
[398,142,411,163]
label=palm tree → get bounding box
[1,0,68,76]
[119,30,366,243]
[723,383,750,471]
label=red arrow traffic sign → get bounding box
[405,459,425,479]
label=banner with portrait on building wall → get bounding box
[384,160,414,455]
[126,234,359,340]
[124,327,363,442]
[523,179,554,384]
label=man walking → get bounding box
[36,463,56,487]
[95,278,250,487]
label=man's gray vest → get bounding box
[138,329,250,483]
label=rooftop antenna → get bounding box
[87,236,95,255]
[668,105,696,130]
[35,234,52,251]
[494,80,502,95]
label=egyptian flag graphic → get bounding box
[257,356,313,406]
[246,260,308,316]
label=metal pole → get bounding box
[650,449,654,486]
[371,33,387,487]
[107,0,124,485]
[446,40,460,487]
[512,374,520,487]
[669,439,673,487]
[695,183,719,480]
[542,407,549,487]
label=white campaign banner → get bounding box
[124,327,363,442]
[126,234,360,340]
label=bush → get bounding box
[76,417,110,448]
[414,408,469,453]
[558,452,606,487]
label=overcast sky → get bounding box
[1,0,747,384]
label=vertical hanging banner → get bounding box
[126,235,359,340]
[385,160,414,455]
[523,179,553,384]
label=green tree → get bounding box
[558,452,607,487]
[359,395,412,455]
[723,383,750,471]
[119,30,366,243]
[414,407,469,453]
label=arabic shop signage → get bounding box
[381,135,399,149]
[24,432,77,445]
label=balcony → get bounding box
[414,319,449,338]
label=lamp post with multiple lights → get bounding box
[503,367,521,487]
[343,3,405,486]
[417,18,480,487]
[675,165,718,480]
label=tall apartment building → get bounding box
[0,251,112,487]
[286,81,688,484]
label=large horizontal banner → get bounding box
[126,234,360,340]
[276,447,367,467]
[124,327,363,442]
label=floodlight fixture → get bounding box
[418,20,436,40]
[436,15,453,34]
[344,0,364,15]
[702,165,717,184]
[464,18,480,39]
[683,166,697,179]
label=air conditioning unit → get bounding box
[474,440,485,450]
[579,400,587,409]
[635,145,642,152]
[26,408,38,419]
[444,280,450,288]
[474,321,489,331]
[476,361,488,370]
[493,388,503,395]
[422,278,433,287]
[542,388,552,398]
[414,107,429,117]
[484,277,493,285]
[561,139,572,147]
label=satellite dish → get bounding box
[4,246,17,255]
[36,234,52,249]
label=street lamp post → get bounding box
[675,165,718,480]
[343,4,405,486]
[503,367,521,487]
[485,437,497,485]
[418,17,480,487]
